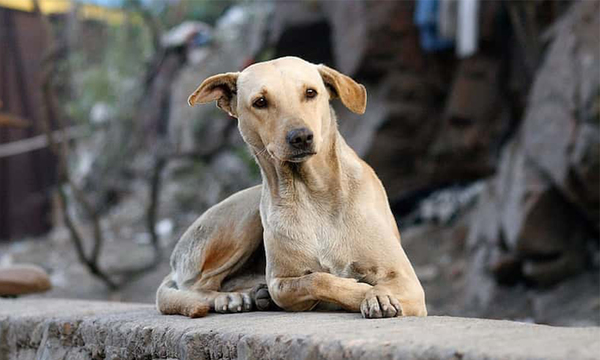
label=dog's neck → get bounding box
[253,108,356,206]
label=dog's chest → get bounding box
[263,201,357,277]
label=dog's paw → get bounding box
[360,294,403,319]
[251,283,276,311]
[214,292,253,313]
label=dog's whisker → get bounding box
[250,145,269,159]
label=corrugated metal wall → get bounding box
[0,7,57,241]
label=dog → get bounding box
[156,57,427,319]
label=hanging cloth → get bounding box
[414,0,454,52]
[457,0,480,58]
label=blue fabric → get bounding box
[414,0,453,52]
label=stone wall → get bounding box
[1,299,599,360]
[464,0,600,317]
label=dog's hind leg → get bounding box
[156,274,211,318]
[156,185,266,317]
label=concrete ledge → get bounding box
[1,299,598,360]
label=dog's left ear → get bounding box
[317,65,367,114]
[188,72,240,117]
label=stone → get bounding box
[519,0,600,228]
[167,4,269,156]
[1,299,599,360]
[531,272,600,327]
[489,250,522,286]
[466,0,599,292]
[433,55,502,157]
[0,264,51,296]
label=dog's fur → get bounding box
[156,57,426,318]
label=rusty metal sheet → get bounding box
[0,7,57,241]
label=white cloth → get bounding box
[457,0,480,58]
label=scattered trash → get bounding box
[417,181,485,225]
[90,102,115,125]
[161,21,212,49]
[156,219,174,238]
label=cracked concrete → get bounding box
[0,299,599,360]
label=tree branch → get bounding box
[33,0,116,289]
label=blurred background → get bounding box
[0,0,598,326]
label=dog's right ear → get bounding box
[317,65,367,115]
[188,72,240,117]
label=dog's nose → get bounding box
[286,128,314,150]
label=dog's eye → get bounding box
[253,97,267,109]
[306,89,317,99]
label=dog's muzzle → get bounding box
[286,128,313,150]
[284,128,315,162]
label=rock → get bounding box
[519,0,600,229]
[322,1,424,77]
[489,251,522,286]
[320,0,369,76]
[160,2,268,215]
[1,299,599,360]
[531,272,600,327]
[432,55,502,157]
[0,264,51,296]
[160,151,259,215]
[486,139,588,263]
[466,0,599,304]
[268,1,332,66]
[168,4,269,156]
[167,63,235,155]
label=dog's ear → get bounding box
[317,65,367,114]
[188,72,240,117]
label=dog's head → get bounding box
[188,57,366,163]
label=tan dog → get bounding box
[156,57,426,318]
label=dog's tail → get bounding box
[156,274,210,318]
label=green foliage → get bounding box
[63,15,154,125]
[233,145,261,180]
[171,160,208,180]
[63,0,242,125]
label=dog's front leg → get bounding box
[269,272,372,312]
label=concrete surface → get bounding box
[0,299,599,360]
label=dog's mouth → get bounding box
[265,145,316,163]
[286,151,317,163]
